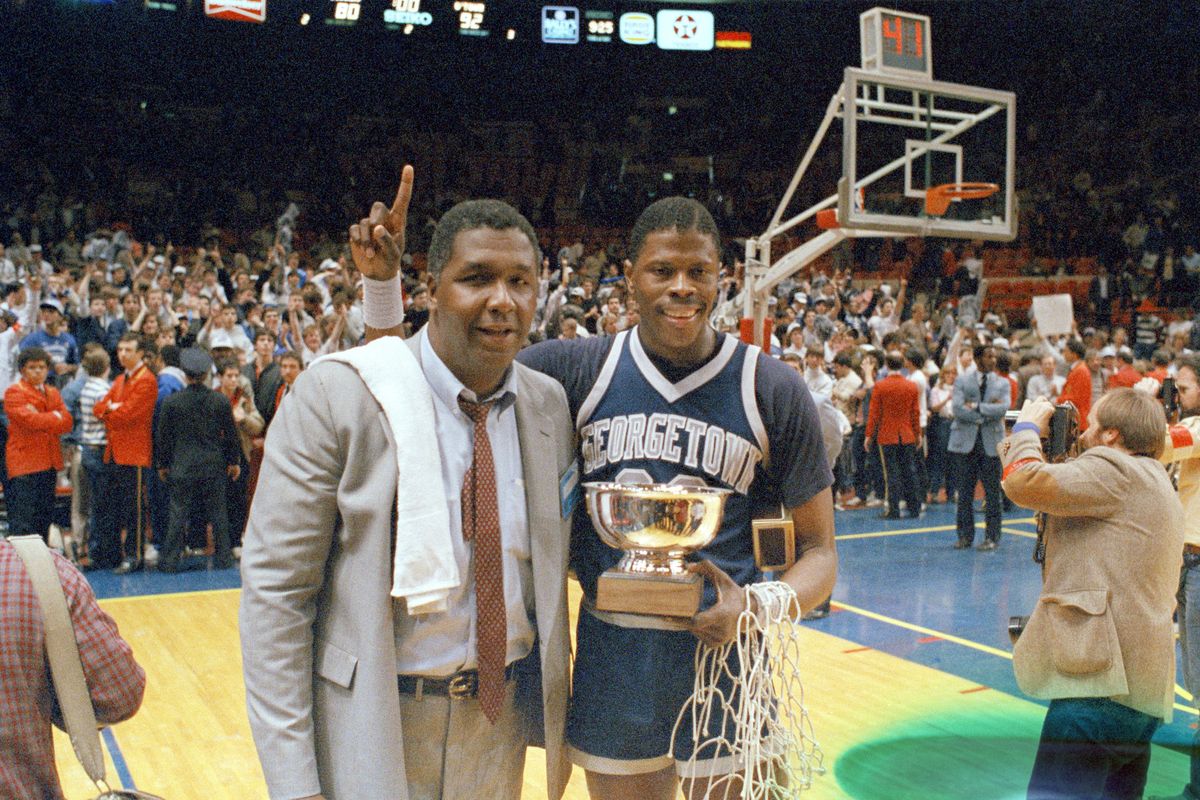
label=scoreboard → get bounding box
[160,0,758,52]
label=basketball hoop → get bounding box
[816,209,840,230]
[924,182,1000,216]
[817,186,865,230]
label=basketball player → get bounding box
[516,197,837,800]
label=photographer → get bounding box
[1001,390,1183,800]
[1140,355,1200,800]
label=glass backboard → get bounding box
[839,67,1017,241]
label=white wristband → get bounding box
[362,274,405,329]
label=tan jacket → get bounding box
[223,378,264,461]
[1000,429,1183,720]
[1160,415,1200,547]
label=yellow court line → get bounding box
[837,516,1038,541]
[837,524,956,540]
[99,587,241,605]
[832,599,1198,716]
[832,599,1015,659]
[1002,527,1038,539]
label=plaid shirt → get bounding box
[0,540,145,799]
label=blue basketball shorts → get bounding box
[565,605,764,777]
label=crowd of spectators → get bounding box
[7,184,1196,572]
[5,9,1200,571]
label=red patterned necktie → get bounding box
[458,395,506,724]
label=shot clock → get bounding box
[860,7,932,78]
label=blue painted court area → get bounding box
[80,497,1198,755]
[816,499,1198,749]
[87,558,241,599]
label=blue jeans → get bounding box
[1027,697,1160,800]
[926,416,953,499]
[80,445,119,567]
[1177,555,1200,796]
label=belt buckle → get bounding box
[447,671,477,699]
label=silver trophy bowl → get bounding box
[584,482,732,577]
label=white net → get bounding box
[671,581,824,799]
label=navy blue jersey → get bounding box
[518,327,831,603]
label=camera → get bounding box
[1163,376,1178,420]
[1004,402,1080,461]
[1008,615,1029,644]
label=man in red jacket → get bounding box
[1107,347,1142,390]
[865,351,923,519]
[94,332,157,573]
[1057,338,1092,433]
[3,348,73,540]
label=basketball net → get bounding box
[671,582,824,799]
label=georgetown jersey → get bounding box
[573,328,770,602]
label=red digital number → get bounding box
[912,20,923,58]
[882,16,903,54]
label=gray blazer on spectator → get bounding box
[948,370,1010,456]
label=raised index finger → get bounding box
[388,164,415,228]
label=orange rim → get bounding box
[924,182,1000,216]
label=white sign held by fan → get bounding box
[1031,294,1074,338]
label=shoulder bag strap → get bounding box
[8,535,109,787]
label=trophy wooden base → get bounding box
[595,570,702,618]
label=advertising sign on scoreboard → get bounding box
[655,10,714,51]
[205,0,266,22]
[542,6,580,44]
[619,11,654,45]
[384,0,434,29]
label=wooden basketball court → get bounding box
[54,505,1193,798]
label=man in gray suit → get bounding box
[240,168,574,800]
[949,343,1010,550]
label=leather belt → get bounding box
[1185,543,1200,556]
[398,665,517,700]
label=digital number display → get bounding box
[880,14,925,72]
[454,1,487,35]
[582,9,614,42]
[861,8,931,77]
[327,0,361,26]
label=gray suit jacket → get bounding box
[948,370,1010,456]
[240,338,574,800]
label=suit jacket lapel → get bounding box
[514,368,564,639]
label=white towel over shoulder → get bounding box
[318,338,459,614]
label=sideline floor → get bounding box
[55,502,1192,798]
